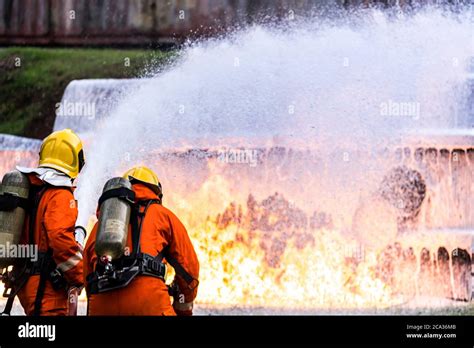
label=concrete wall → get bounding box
[0,0,459,46]
[0,0,342,46]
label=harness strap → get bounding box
[137,252,167,275]
[1,281,26,315]
[0,194,30,211]
[155,245,198,290]
[2,291,16,316]
[33,249,53,316]
[131,200,157,258]
[25,186,48,316]
[130,207,140,259]
[98,187,135,208]
[27,186,49,245]
[1,264,30,315]
[86,252,167,294]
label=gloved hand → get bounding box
[173,299,194,316]
[170,282,194,316]
[74,226,87,252]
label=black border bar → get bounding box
[0,315,472,346]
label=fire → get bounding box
[1,146,472,313]
[161,149,472,310]
[169,172,398,309]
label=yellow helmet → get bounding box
[123,166,162,196]
[39,129,85,179]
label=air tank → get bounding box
[0,170,30,269]
[95,177,133,260]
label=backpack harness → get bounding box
[0,185,68,316]
[86,187,198,295]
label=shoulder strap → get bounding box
[130,199,160,258]
[130,206,140,258]
[1,185,61,316]
[28,185,49,245]
[155,245,198,290]
[33,249,53,316]
[98,187,135,208]
[28,185,51,316]
[0,194,30,211]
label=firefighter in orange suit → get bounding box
[84,166,199,316]
[2,129,85,316]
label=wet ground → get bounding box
[2,297,473,316]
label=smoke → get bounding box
[75,7,473,227]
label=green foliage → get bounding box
[0,47,173,138]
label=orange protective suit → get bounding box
[17,174,83,316]
[84,183,199,316]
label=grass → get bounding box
[0,47,174,139]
